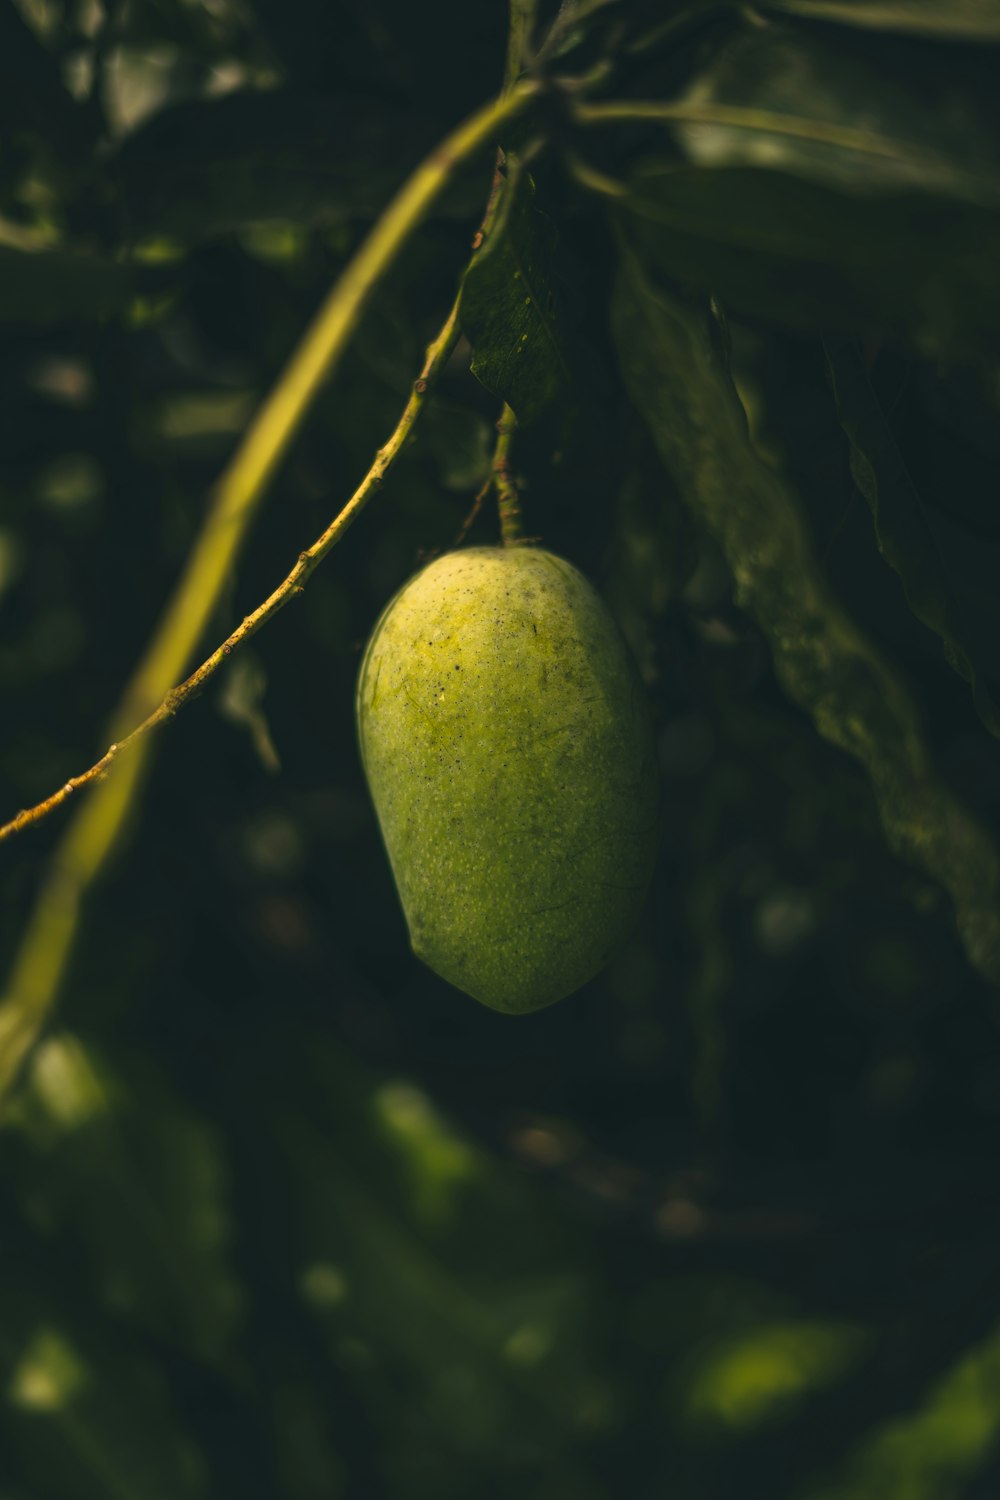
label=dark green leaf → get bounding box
[417,401,492,492]
[618,163,1000,354]
[825,337,1000,739]
[899,359,1000,541]
[0,1248,209,1500]
[762,0,1000,39]
[667,21,1000,205]
[0,0,94,155]
[458,168,575,425]
[602,16,1000,352]
[611,233,1000,984]
[5,1039,242,1367]
[271,1044,613,1480]
[0,246,160,325]
[110,91,474,244]
[604,424,698,672]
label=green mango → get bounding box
[356,545,660,1013]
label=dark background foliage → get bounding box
[4,1,1000,1496]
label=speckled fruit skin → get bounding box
[356,545,660,1014]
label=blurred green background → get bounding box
[4,1,1000,1496]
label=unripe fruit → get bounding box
[356,545,660,1013]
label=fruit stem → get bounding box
[494,405,524,545]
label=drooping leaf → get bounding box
[458,167,575,425]
[611,234,1000,984]
[603,15,1000,354]
[762,0,1000,40]
[668,20,1000,205]
[824,336,1000,739]
[617,164,1000,355]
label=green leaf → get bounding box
[824,337,1000,739]
[4,1038,242,1368]
[618,163,1000,354]
[897,359,1000,542]
[0,246,158,324]
[0,0,94,155]
[603,424,698,672]
[417,400,492,492]
[604,16,1000,352]
[111,90,472,244]
[762,0,1000,40]
[611,234,1000,985]
[0,1278,208,1500]
[667,21,1000,205]
[273,1043,613,1477]
[458,168,574,425]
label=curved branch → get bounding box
[0,302,461,846]
[0,81,539,1102]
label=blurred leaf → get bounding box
[611,236,1000,983]
[608,17,1000,354]
[685,1318,868,1432]
[415,401,492,492]
[871,354,1000,543]
[761,0,1000,39]
[0,246,159,324]
[670,20,1000,204]
[4,1037,243,1368]
[617,163,1000,355]
[805,1314,1000,1500]
[0,0,93,153]
[459,168,575,425]
[0,1290,209,1500]
[110,90,475,244]
[825,337,1000,738]
[141,389,257,458]
[273,1045,612,1488]
[604,424,698,672]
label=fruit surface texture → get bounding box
[356,545,660,1013]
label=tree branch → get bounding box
[0,80,539,1102]
[0,303,461,846]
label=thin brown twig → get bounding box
[452,476,495,549]
[0,302,462,847]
